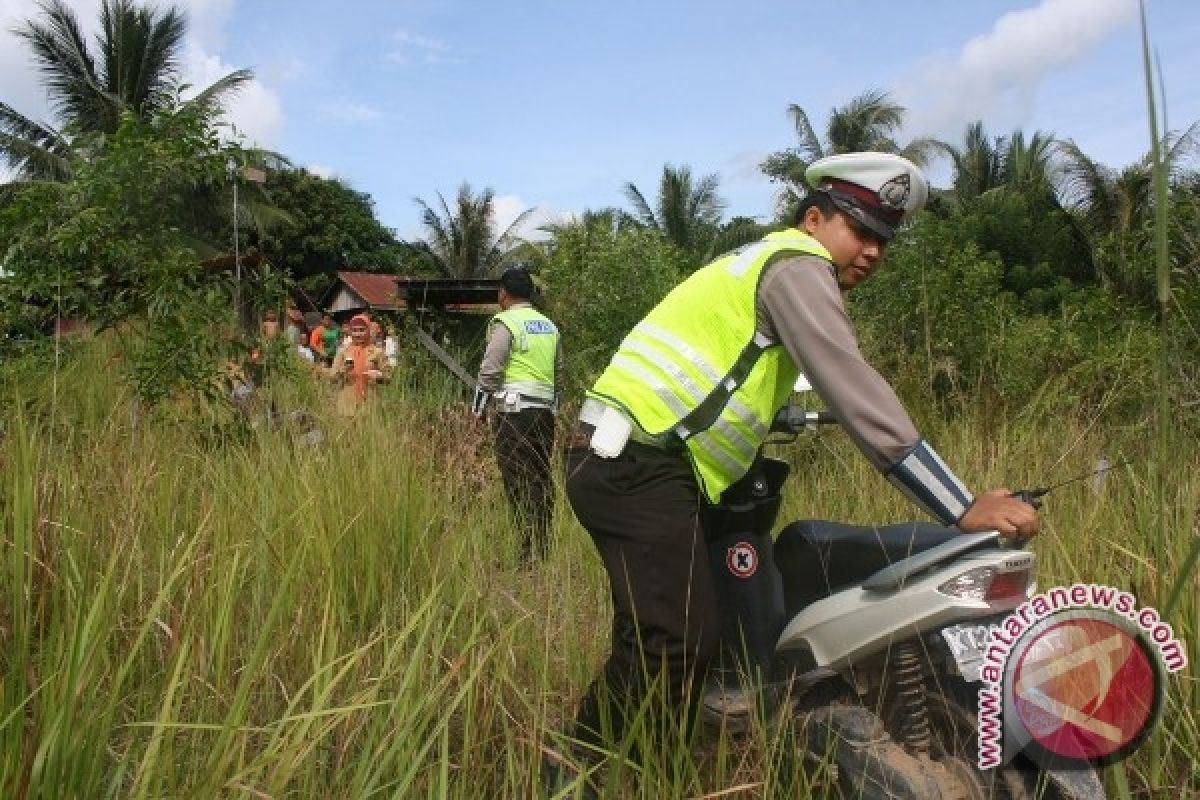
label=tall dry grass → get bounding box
[0,334,1195,798]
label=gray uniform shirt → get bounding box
[477,302,565,393]
[756,254,919,472]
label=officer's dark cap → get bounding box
[499,267,535,298]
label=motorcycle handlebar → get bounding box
[770,407,839,434]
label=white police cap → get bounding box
[805,152,929,240]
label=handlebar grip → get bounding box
[1011,488,1045,510]
[770,407,840,433]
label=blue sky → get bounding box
[2,0,1198,240]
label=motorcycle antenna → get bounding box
[1016,458,1132,504]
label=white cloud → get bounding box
[492,194,532,237]
[261,55,307,85]
[492,196,577,241]
[385,28,460,65]
[306,164,337,179]
[182,42,284,146]
[897,0,1138,139]
[317,99,386,125]
[174,0,236,52]
[0,0,284,147]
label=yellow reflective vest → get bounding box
[589,230,832,502]
[491,306,559,400]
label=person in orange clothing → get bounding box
[328,314,390,415]
[308,316,328,360]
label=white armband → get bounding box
[885,440,975,526]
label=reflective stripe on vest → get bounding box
[589,230,831,502]
[491,306,558,396]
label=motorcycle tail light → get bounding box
[937,567,996,601]
[984,568,1032,606]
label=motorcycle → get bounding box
[698,402,1106,799]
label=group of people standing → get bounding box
[256,305,398,415]
[270,307,399,370]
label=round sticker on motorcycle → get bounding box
[726,542,758,578]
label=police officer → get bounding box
[551,152,1040,788]
[475,267,563,562]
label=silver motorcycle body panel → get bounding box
[775,548,1035,669]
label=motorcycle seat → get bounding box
[774,520,960,617]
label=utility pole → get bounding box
[230,161,266,332]
[231,160,241,325]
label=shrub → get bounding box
[539,219,686,395]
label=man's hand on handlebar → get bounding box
[957,488,1040,539]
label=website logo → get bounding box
[977,585,1186,769]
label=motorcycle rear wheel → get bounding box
[914,678,1061,800]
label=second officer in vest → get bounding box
[553,152,1041,786]
[475,267,563,562]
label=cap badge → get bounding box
[879,173,911,210]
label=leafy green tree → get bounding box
[944,190,1089,308]
[713,215,772,254]
[931,123,1094,300]
[539,217,687,388]
[412,183,529,278]
[760,89,942,215]
[0,103,291,405]
[0,104,243,340]
[0,0,251,181]
[539,207,636,237]
[623,164,725,267]
[850,217,1012,396]
[254,168,408,284]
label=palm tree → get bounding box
[999,130,1061,203]
[760,89,942,217]
[412,183,532,279]
[1058,121,1199,239]
[0,0,251,181]
[1057,121,1200,296]
[0,106,72,181]
[935,123,1064,211]
[623,164,725,266]
[934,121,1004,202]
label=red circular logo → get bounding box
[726,542,758,578]
[1008,613,1160,764]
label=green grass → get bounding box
[1,335,1196,798]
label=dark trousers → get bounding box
[493,408,556,560]
[563,443,720,758]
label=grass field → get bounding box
[1,336,1195,798]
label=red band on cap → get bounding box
[825,179,903,224]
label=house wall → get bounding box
[327,287,366,314]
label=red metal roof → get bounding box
[323,271,501,315]
[335,271,404,309]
